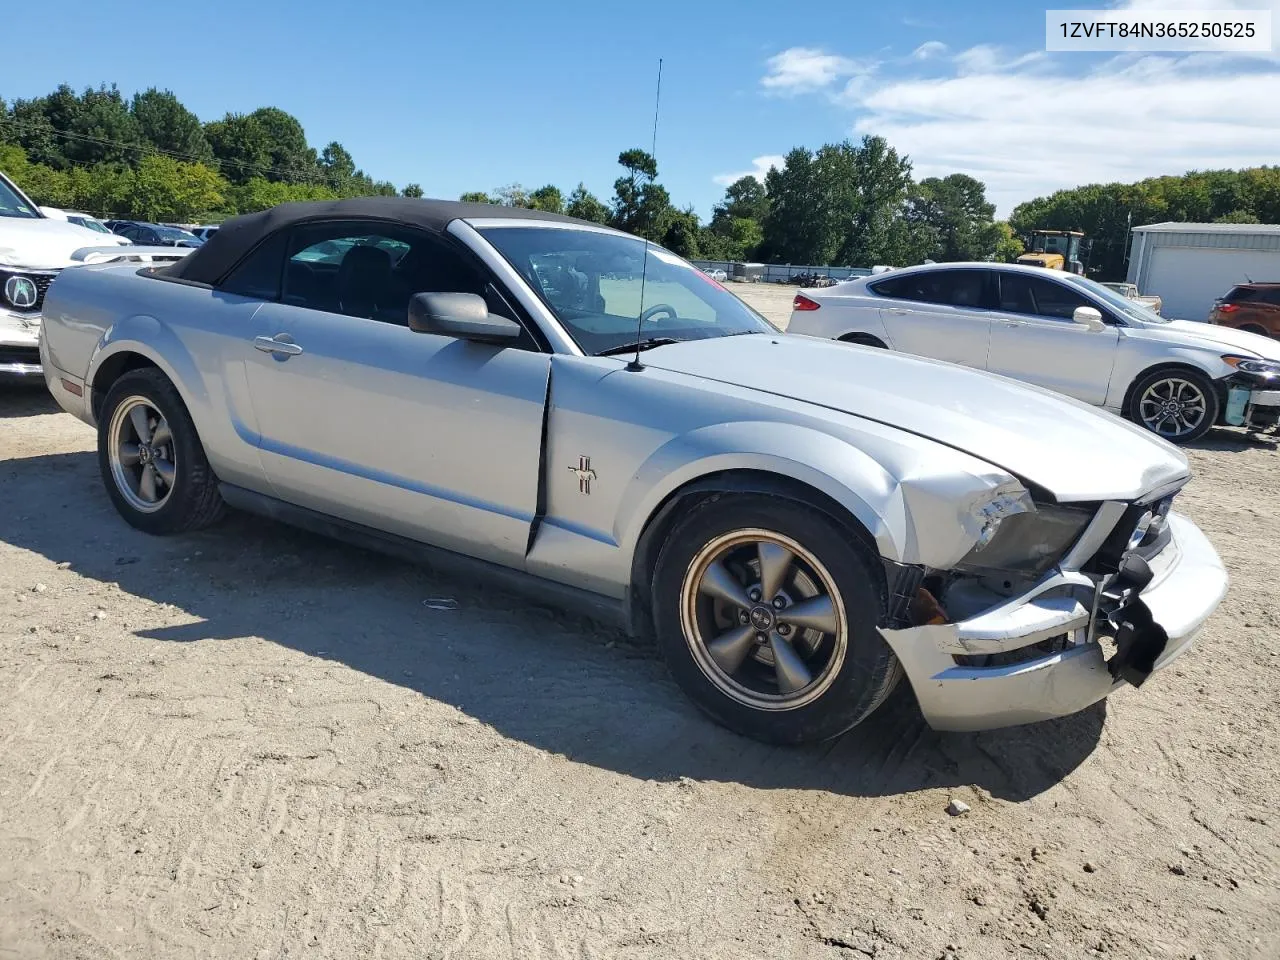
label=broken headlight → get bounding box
[955,501,1095,577]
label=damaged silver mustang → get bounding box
[39,198,1228,744]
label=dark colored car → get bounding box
[1209,283,1280,338]
[108,221,203,248]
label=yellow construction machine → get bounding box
[1016,229,1086,274]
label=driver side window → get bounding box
[999,273,1100,322]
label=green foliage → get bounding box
[131,89,212,162]
[123,154,226,221]
[528,185,564,214]
[610,148,671,241]
[1009,167,1280,280]
[460,191,494,204]
[662,208,701,258]
[402,183,424,198]
[565,183,609,223]
[1214,209,1260,224]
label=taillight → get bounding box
[793,294,821,311]
[1218,303,1239,313]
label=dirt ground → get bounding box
[1,284,1278,959]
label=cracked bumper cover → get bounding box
[880,512,1227,732]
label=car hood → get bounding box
[1139,319,1280,360]
[0,217,127,270]
[644,334,1189,502]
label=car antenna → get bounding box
[627,57,663,374]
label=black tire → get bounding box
[1239,324,1271,339]
[1126,367,1219,445]
[651,494,901,744]
[839,333,887,349]
[97,367,226,534]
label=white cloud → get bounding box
[713,155,786,187]
[912,41,948,61]
[761,47,871,95]
[762,40,1280,216]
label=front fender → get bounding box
[615,420,903,560]
[614,419,1015,570]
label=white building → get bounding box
[1125,222,1280,322]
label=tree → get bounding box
[319,141,357,191]
[528,184,564,214]
[762,148,830,264]
[836,136,914,267]
[1214,209,1260,224]
[402,183,424,198]
[247,107,317,180]
[610,148,672,241]
[460,191,494,203]
[662,208,701,258]
[565,183,609,223]
[494,183,531,207]
[121,154,226,221]
[908,173,999,262]
[205,113,274,184]
[131,89,212,163]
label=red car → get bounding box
[1209,283,1280,338]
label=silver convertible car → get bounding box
[39,198,1229,743]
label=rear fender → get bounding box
[87,315,209,430]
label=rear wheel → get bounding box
[651,494,900,744]
[1240,323,1271,338]
[97,368,226,534]
[1127,368,1218,444]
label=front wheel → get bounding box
[651,494,901,744]
[1127,368,1219,444]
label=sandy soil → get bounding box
[1,284,1278,959]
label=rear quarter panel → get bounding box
[41,264,269,490]
[786,285,893,344]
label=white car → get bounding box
[788,262,1280,443]
[1,174,130,377]
[702,267,728,281]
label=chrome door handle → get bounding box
[254,335,303,356]
[883,308,910,315]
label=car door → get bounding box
[241,220,552,569]
[870,268,994,368]
[986,270,1119,405]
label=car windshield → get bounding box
[476,225,775,354]
[1061,273,1171,323]
[0,177,39,219]
[76,218,111,234]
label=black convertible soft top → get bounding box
[164,196,590,285]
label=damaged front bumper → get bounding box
[880,512,1227,732]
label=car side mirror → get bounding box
[1073,306,1106,331]
[407,292,522,343]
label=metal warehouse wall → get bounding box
[1126,227,1280,321]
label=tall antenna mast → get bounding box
[628,57,664,373]
[651,58,663,158]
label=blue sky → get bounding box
[4,0,1279,218]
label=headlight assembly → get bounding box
[956,501,1095,578]
[1223,355,1280,377]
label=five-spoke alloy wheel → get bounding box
[652,494,901,744]
[97,367,226,534]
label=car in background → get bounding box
[39,207,120,236]
[1,172,131,378]
[188,226,220,242]
[1209,282,1280,339]
[1102,281,1162,316]
[787,262,1280,443]
[701,266,728,281]
[109,221,203,247]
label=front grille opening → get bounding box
[952,632,1071,668]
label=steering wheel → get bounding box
[640,303,677,324]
